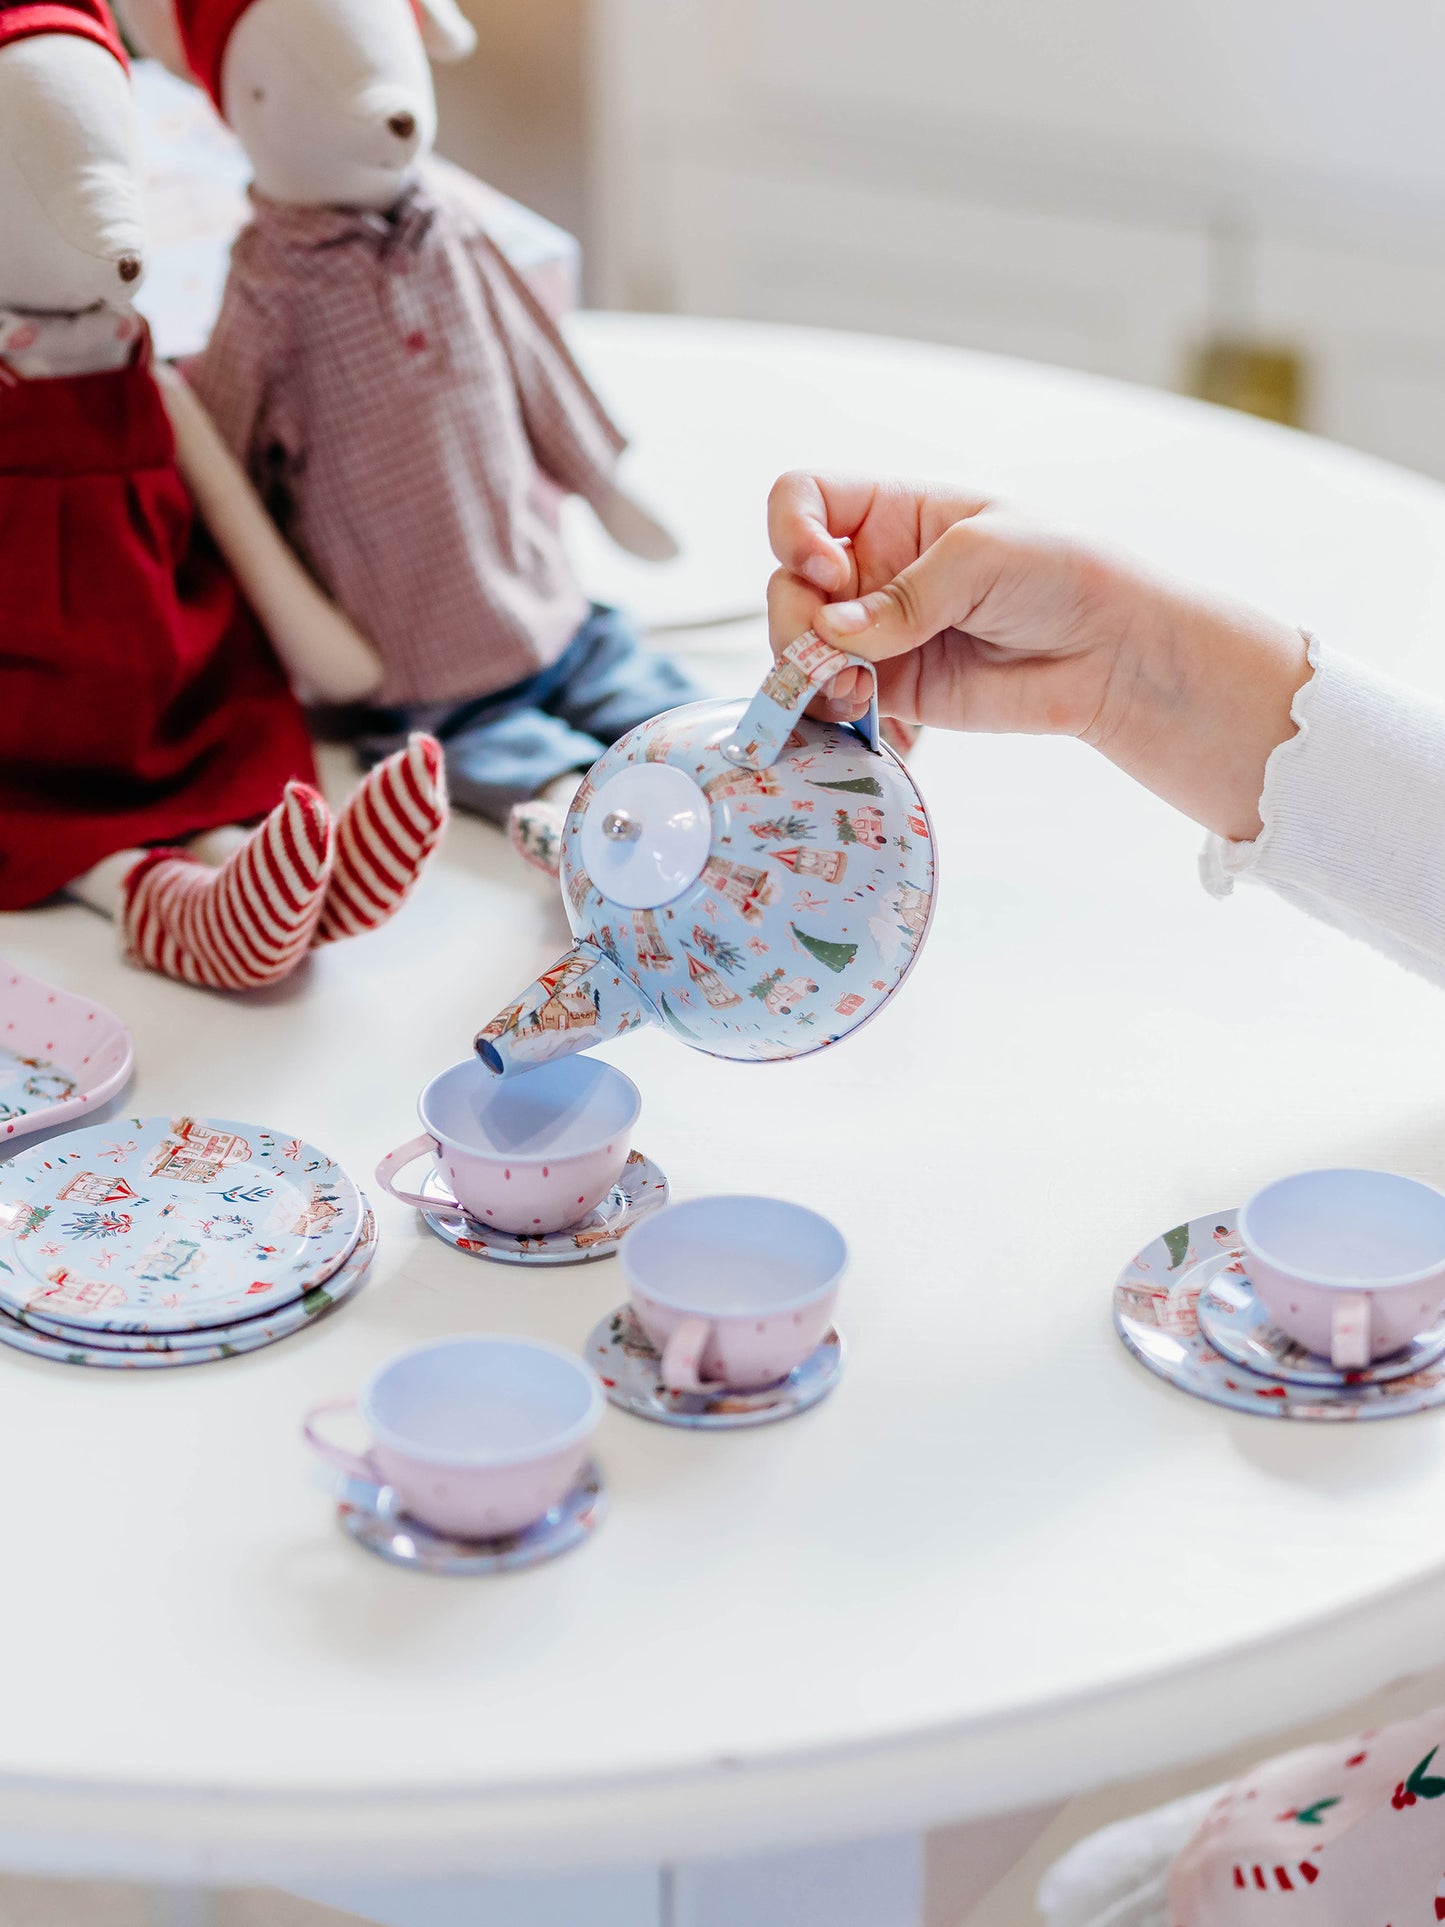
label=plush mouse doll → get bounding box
[117,0,701,881]
[0,0,448,991]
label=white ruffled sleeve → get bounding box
[1200,637,1445,986]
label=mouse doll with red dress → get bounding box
[0,0,448,990]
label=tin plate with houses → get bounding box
[1114,1209,1445,1420]
[0,964,134,1145]
[419,1151,669,1266]
[0,1204,377,1369]
[0,1115,363,1335]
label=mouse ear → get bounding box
[113,0,193,78]
[413,0,476,62]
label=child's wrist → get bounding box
[1088,582,1311,841]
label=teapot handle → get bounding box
[722,631,881,771]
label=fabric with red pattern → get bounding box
[0,0,128,67]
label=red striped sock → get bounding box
[314,733,448,945]
[122,783,334,991]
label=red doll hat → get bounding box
[175,0,426,113]
[0,0,129,65]
[172,0,248,110]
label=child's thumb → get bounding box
[813,533,976,662]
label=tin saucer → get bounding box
[0,1113,362,1334]
[336,1461,605,1574]
[0,1202,377,1369]
[587,1305,845,1429]
[1197,1264,1445,1387]
[1114,1208,1445,1421]
[419,1150,668,1265]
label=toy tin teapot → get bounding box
[475,632,936,1075]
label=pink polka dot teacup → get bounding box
[621,1195,846,1393]
[303,1335,604,1539]
[1238,1168,1445,1367]
[376,1056,640,1235]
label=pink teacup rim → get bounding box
[418,1056,641,1166]
[1237,1168,1445,1293]
[619,1194,847,1317]
[304,1334,606,1475]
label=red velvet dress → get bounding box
[0,334,316,909]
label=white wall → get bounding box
[588,0,1445,479]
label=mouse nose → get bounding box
[388,111,417,140]
[117,254,143,284]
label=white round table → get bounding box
[7,316,1445,1900]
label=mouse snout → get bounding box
[387,110,417,140]
[117,253,143,284]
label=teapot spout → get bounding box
[474,941,655,1077]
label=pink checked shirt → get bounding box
[188,159,626,707]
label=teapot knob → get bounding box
[601,809,642,843]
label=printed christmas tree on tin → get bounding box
[751,814,815,842]
[690,925,745,973]
[791,924,857,973]
[809,775,883,797]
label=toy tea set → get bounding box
[9,626,1445,1577]
[1116,1168,1445,1421]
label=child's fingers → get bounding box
[811,517,998,663]
[766,471,868,592]
[767,565,825,654]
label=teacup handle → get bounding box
[659,1315,725,1395]
[1331,1295,1372,1369]
[722,630,880,770]
[374,1134,449,1214]
[303,1398,379,1483]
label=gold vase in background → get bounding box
[1187,338,1307,429]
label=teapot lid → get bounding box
[578,764,712,910]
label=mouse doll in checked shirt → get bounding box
[117,0,703,882]
[0,0,448,992]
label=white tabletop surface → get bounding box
[8,315,1445,1884]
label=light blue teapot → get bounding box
[475,633,936,1074]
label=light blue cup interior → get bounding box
[622,1194,847,1315]
[365,1337,601,1463]
[420,1056,639,1162]
[1240,1168,1445,1287]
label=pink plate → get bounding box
[0,965,135,1145]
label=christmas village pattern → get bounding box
[1113,1209,1445,1421]
[478,688,935,1071]
[0,1114,361,1336]
[0,1206,378,1371]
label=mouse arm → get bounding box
[155,360,384,704]
[591,477,681,563]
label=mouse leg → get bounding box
[313,733,448,945]
[120,782,334,990]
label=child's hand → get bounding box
[766,470,1310,842]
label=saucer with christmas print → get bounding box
[336,1460,606,1574]
[0,1115,362,1334]
[419,1151,668,1266]
[0,1204,377,1370]
[587,1305,846,1429]
[1114,1208,1445,1421]
[1197,1260,1445,1388]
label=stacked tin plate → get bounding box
[0,1114,374,1368]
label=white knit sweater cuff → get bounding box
[1200,639,1445,985]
